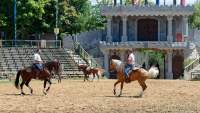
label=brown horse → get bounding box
[78,64,104,81]
[15,61,61,95]
[110,59,159,97]
[45,60,63,83]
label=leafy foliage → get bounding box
[16,0,49,38]
[0,0,105,39]
[191,1,200,29]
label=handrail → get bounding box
[0,40,62,48]
[73,41,100,68]
[184,57,200,72]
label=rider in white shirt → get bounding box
[33,49,43,75]
[124,49,135,79]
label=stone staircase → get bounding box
[184,57,200,80]
[0,48,86,79]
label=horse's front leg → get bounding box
[58,74,61,83]
[43,80,47,95]
[92,73,95,82]
[113,80,120,95]
[46,79,52,93]
[20,81,26,95]
[97,73,99,81]
[118,81,124,97]
[84,74,87,82]
[25,78,33,95]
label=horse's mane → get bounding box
[44,61,62,74]
[112,59,124,71]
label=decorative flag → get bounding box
[173,0,177,5]
[181,0,186,6]
[134,0,140,5]
[144,0,148,5]
[156,0,160,5]
[120,0,122,5]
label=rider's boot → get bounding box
[125,71,131,83]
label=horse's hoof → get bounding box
[30,90,33,94]
[138,94,143,98]
[113,90,116,95]
[138,91,143,98]
[43,91,47,95]
[138,95,143,98]
[118,92,122,97]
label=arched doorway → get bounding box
[137,19,158,41]
[172,52,184,79]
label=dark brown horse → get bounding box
[45,60,62,83]
[15,61,61,95]
[110,59,159,97]
[78,64,104,81]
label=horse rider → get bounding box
[33,49,43,76]
[124,49,135,80]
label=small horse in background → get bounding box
[15,60,61,95]
[110,59,159,97]
[78,64,104,81]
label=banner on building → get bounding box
[133,0,140,5]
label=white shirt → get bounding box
[127,53,135,65]
[33,53,42,63]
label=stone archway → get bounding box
[172,51,184,79]
[137,19,158,41]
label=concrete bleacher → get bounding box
[0,48,85,78]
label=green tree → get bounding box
[85,5,105,30]
[16,0,49,39]
[64,0,105,34]
[0,0,13,40]
[191,1,200,29]
[1,0,106,40]
[59,0,79,35]
[124,0,154,5]
[96,0,113,5]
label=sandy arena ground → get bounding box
[0,79,200,113]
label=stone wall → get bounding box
[63,30,106,58]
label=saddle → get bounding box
[32,64,44,79]
[131,67,139,71]
[125,67,139,83]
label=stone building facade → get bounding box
[99,3,195,79]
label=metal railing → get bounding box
[73,41,100,68]
[184,57,200,72]
[0,40,62,48]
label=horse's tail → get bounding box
[15,70,21,89]
[147,66,159,79]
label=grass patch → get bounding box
[0,80,11,84]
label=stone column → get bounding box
[107,17,112,42]
[183,16,188,40]
[166,50,173,79]
[122,16,127,42]
[120,50,125,62]
[167,16,173,42]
